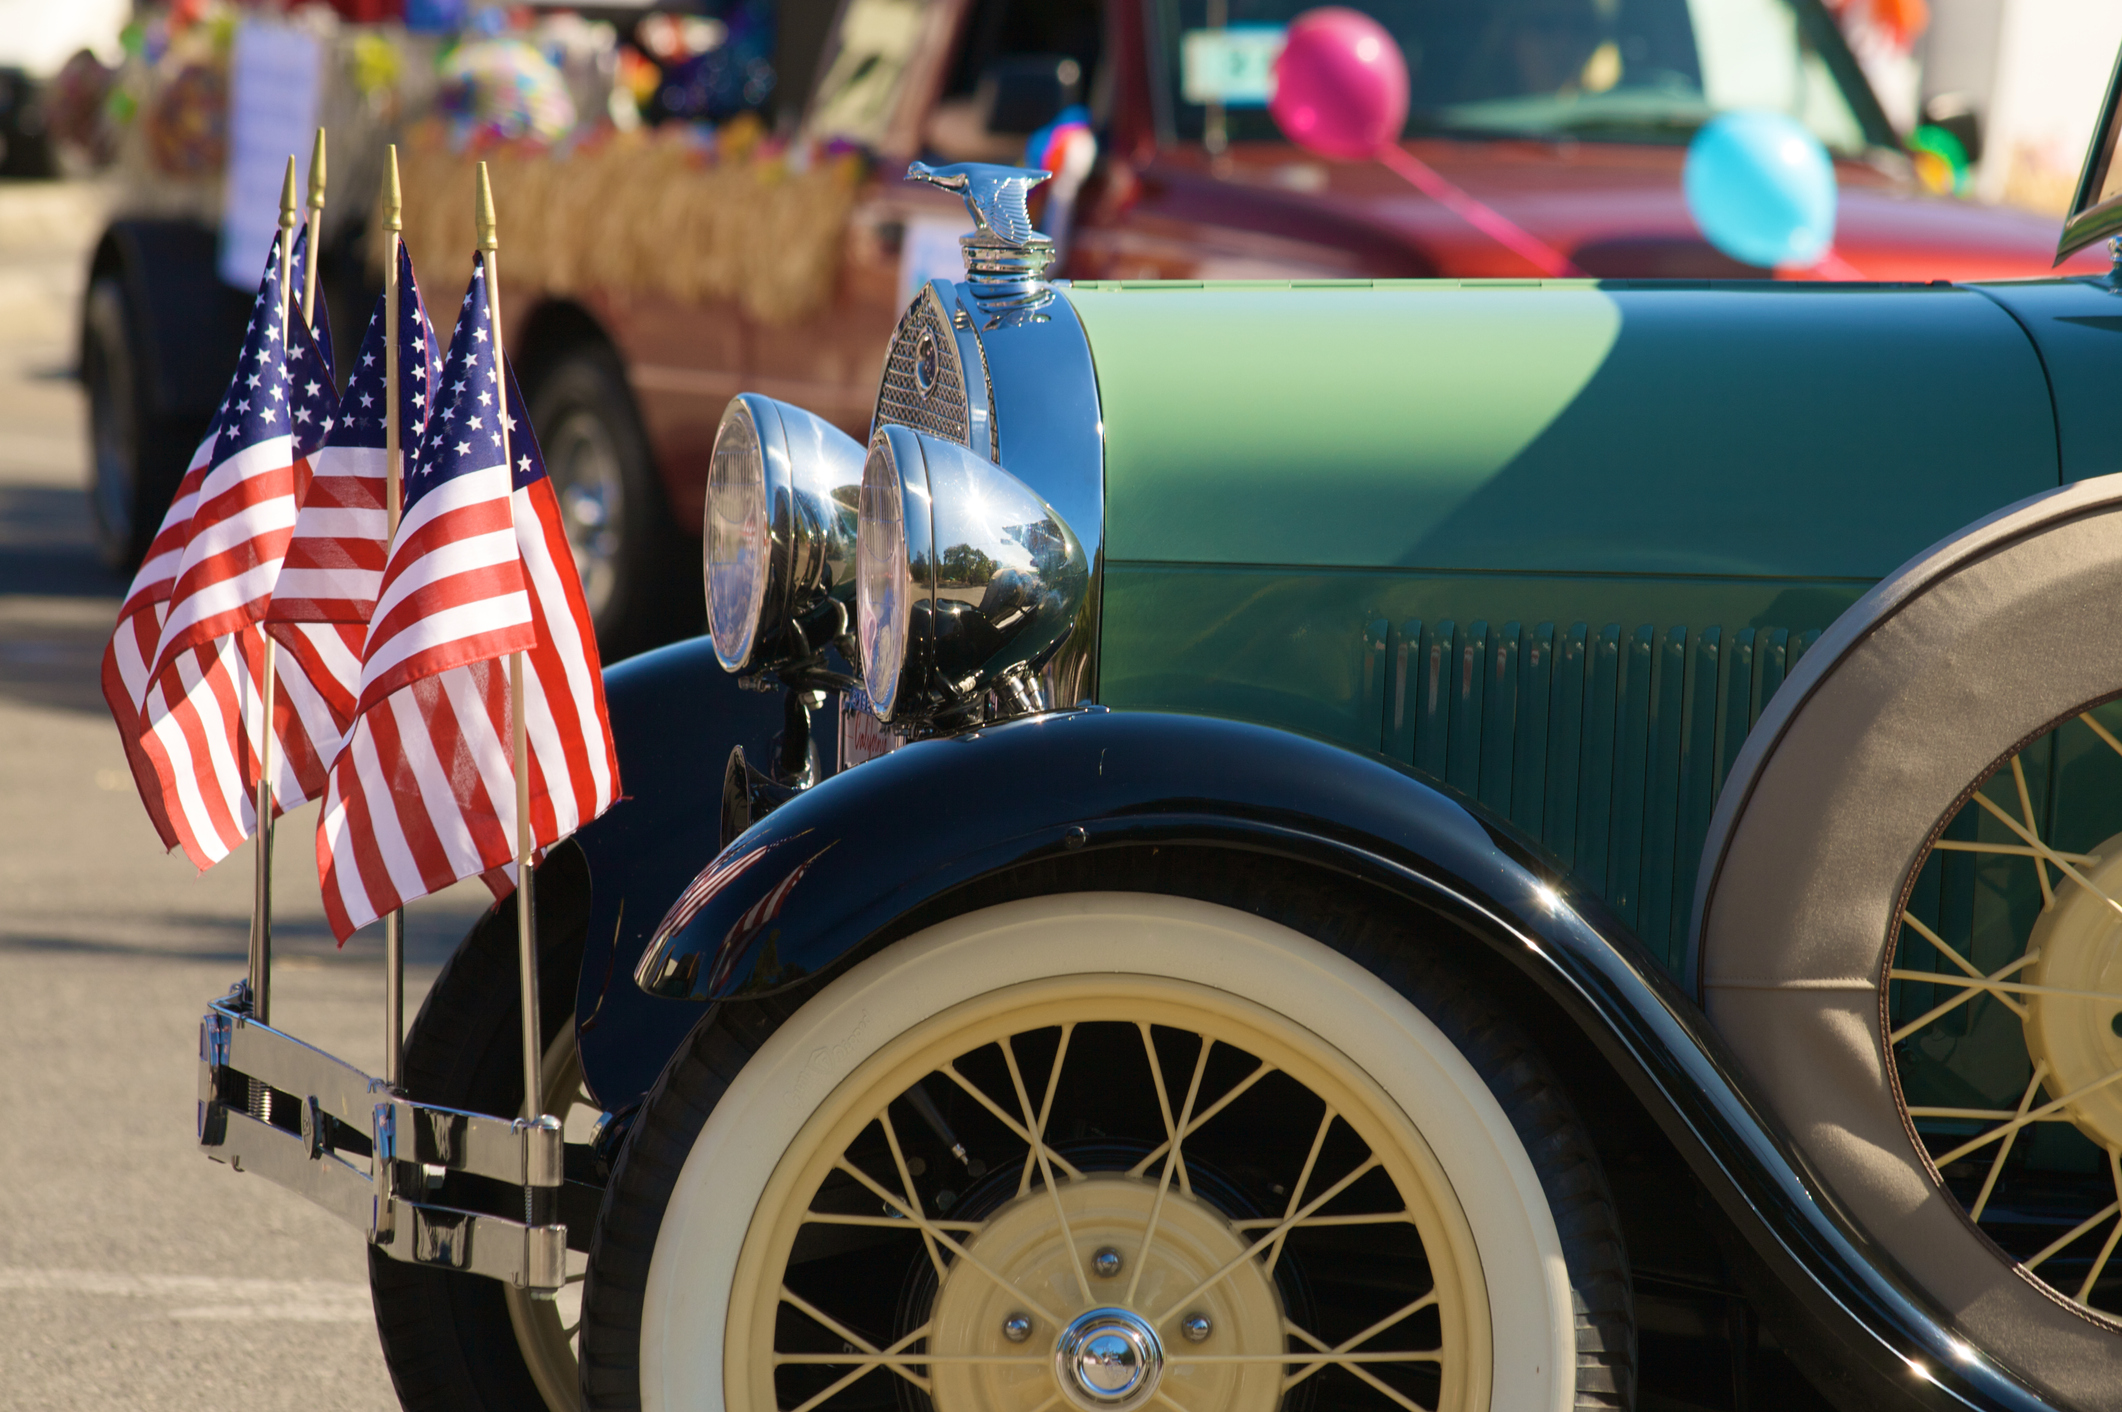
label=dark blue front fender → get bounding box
[623,704,2058,1412]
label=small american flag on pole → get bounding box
[100,406,224,853]
[105,234,346,868]
[265,242,441,734]
[317,253,619,941]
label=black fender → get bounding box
[632,705,2062,1412]
[570,637,786,1109]
[86,219,250,419]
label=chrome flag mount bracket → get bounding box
[197,989,569,1290]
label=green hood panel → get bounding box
[1067,280,2058,579]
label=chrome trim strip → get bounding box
[955,282,1104,705]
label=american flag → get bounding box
[289,225,335,384]
[100,404,224,853]
[116,233,346,867]
[316,253,620,941]
[265,242,441,735]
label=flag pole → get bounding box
[248,156,298,1039]
[478,163,543,1127]
[302,127,326,327]
[381,146,405,1092]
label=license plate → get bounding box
[839,688,902,771]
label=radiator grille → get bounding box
[875,285,972,448]
[1362,618,1821,974]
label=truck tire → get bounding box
[528,344,698,662]
[368,847,596,1412]
[82,275,198,571]
[580,859,1634,1412]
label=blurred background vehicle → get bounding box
[0,0,130,176]
[55,0,2119,663]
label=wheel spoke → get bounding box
[832,1159,1064,1326]
[1890,970,2122,1006]
[1283,1318,1433,1412]
[1231,1212,1415,1231]
[2025,1198,2122,1273]
[1127,1034,1214,1307]
[1972,792,2122,922]
[1138,1023,1190,1197]
[800,1212,983,1233]
[1126,1059,1274,1178]
[1273,1291,1440,1391]
[1894,911,2032,1025]
[1000,1034,1092,1305]
[2076,1148,2122,1303]
[1266,1107,1338,1278]
[1019,1023,1076,1200]
[939,1061,1086,1181]
[879,1109,948,1284]
[1937,1062,2122,1167]
[1930,839,2097,864]
[1971,1064,2048,1222]
[776,1315,936,1412]
[2079,710,2122,770]
[2008,758,2056,909]
[1151,1154,1381,1325]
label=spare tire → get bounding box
[1693,473,2122,1410]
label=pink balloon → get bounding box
[1269,8,1410,160]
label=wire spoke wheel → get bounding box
[504,1025,601,1410]
[727,979,1487,1412]
[1889,703,2122,1319]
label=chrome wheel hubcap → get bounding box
[1055,1307,1163,1412]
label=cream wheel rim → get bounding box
[725,974,1491,1412]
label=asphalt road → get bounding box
[0,181,487,1411]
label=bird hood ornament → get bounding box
[906,161,1057,310]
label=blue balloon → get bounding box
[1685,111,1838,269]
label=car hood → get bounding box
[1162,141,2101,283]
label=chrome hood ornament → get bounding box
[906,160,1055,310]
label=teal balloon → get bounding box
[1684,111,1837,268]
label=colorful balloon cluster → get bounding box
[437,38,577,147]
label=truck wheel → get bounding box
[580,880,1633,1412]
[528,345,696,661]
[1697,475,2122,1410]
[82,276,189,571]
[368,853,595,1412]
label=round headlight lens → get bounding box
[705,401,770,671]
[857,438,912,721]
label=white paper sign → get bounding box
[218,21,322,288]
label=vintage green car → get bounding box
[194,42,2122,1412]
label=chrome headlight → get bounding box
[704,394,865,673]
[856,424,1088,728]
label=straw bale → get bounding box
[377,120,863,326]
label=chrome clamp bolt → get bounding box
[1003,1312,1033,1343]
[1181,1313,1212,1343]
[1091,1246,1123,1278]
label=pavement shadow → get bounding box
[0,902,484,969]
